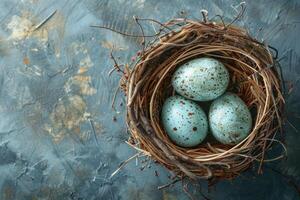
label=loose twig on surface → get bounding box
[34,10,57,31]
[110,153,140,179]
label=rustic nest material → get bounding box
[122,18,285,180]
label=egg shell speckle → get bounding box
[172,57,229,101]
[161,95,208,147]
[209,92,252,145]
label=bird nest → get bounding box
[107,14,285,181]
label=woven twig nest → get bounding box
[122,17,284,180]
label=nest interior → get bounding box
[124,19,285,180]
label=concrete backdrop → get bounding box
[0,0,299,199]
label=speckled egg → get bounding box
[172,57,229,101]
[161,95,208,147]
[209,92,252,145]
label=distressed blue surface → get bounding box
[0,0,299,199]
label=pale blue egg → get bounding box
[209,92,252,145]
[161,95,208,147]
[172,57,229,101]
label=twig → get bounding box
[127,80,143,106]
[193,181,211,200]
[258,139,267,174]
[136,17,173,32]
[110,51,125,74]
[48,66,71,79]
[214,14,226,28]
[157,178,181,190]
[182,181,195,200]
[34,10,57,31]
[200,10,209,23]
[110,153,140,178]
[111,86,120,110]
[125,141,151,156]
[89,118,99,146]
[134,16,146,53]
[226,2,246,28]
[108,67,117,76]
[286,119,299,133]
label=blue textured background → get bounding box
[0,0,299,199]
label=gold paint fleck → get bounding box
[77,67,89,74]
[64,44,97,96]
[42,41,100,143]
[73,75,91,82]
[64,75,97,96]
[44,95,92,143]
[23,57,30,65]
